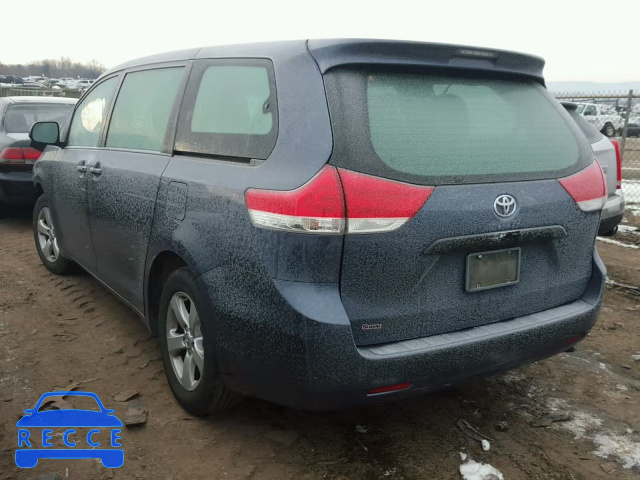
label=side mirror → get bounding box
[29,121,60,151]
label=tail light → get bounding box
[245,166,434,234]
[558,161,606,212]
[245,166,345,234]
[611,140,622,190]
[0,147,41,164]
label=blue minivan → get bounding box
[29,39,606,413]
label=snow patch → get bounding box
[481,439,491,451]
[459,459,503,480]
[597,237,640,249]
[617,224,638,233]
[355,425,369,434]
[545,399,640,469]
[593,434,640,469]
[598,362,613,373]
[502,371,526,384]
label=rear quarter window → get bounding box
[325,69,588,185]
[175,59,277,160]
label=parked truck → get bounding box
[575,103,623,137]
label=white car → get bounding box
[59,78,79,89]
[575,103,623,137]
[76,79,95,90]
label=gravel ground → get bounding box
[0,209,639,480]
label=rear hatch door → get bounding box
[323,67,601,346]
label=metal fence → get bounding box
[0,86,82,99]
[1,85,638,207]
[553,90,640,209]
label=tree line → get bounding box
[0,57,106,79]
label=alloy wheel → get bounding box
[166,292,204,391]
[37,206,59,262]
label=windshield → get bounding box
[325,69,585,185]
[575,104,586,114]
[4,104,74,133]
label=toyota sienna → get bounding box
[29,39,606,414]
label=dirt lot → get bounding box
[1,209,639,480]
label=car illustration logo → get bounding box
[494,194,516,217]
[15,391,124,469]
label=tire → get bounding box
[158,267,243,415]
[602,123,615,137]
[601,225,618,236]
[32,195,77,275]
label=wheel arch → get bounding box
[145,250,188,336]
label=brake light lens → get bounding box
[22,148,41,161]
[611,140,622,190]
[0,147,41,164]
[245,166,345,234]
[245,166,434,234]
[558,161,606,212]
[338,169,434,233]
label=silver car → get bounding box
[562,102,625,235]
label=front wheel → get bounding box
[159,267,243,415]
[33,195,76,275]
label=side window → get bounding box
[584,105,597,116]
[67,77,118,147]
[175,59,277,160]
[106,67,185,152]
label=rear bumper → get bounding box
[197,251,605,410]
[0,170,36,204]
[599,191,625,234]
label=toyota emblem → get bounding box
[494,194,516,217]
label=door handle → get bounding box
[77,160,87,173]
[89,162,102,176]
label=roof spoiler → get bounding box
[307,39,546,85]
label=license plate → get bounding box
[466,247,520,292]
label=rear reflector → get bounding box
[565,334,585,345]
[558,161,606,212]
[245,166,434,234]
[0,147,41,164]
[611,140,622,190]
[368,382,411,395]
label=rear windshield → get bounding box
[566,108,604,144]
[324,69,587,185]
[4,104,74,133]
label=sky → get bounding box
[3,0,639,82]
